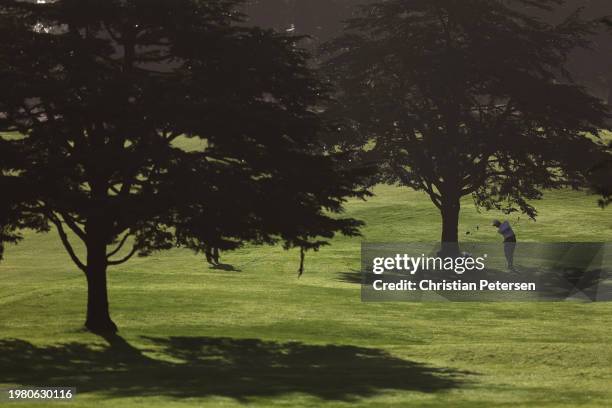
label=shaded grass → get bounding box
[0,185,611,407]
[0,335,470,403]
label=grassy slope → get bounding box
[1,185,611,408]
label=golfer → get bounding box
[493,219,516,271]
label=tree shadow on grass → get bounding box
[336,269,362,284]
[210,263,241,272]
[0,334,473,402]
[509,266,612,301]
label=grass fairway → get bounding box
[1,185,611,407]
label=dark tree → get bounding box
[0,0,367,333]
[0,138,22,260]
[0,135,44,261]
[590,141,612,208]
[323,0,612,246]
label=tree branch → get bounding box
[107,245,138,266]
[106,231,131,259]
[58,211,87,242]
[421,181,442,209]
[47,212,87,273]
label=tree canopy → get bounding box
[0,0,368,333]
[323,0,612,245]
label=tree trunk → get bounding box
[439,193,461,256]
[440,194,460,242]
[84,238,117,334]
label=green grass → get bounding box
[1,185,611,407]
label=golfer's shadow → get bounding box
[0,334,473,401]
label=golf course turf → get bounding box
[1,185,611,407]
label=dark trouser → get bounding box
[504,235,516,268]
